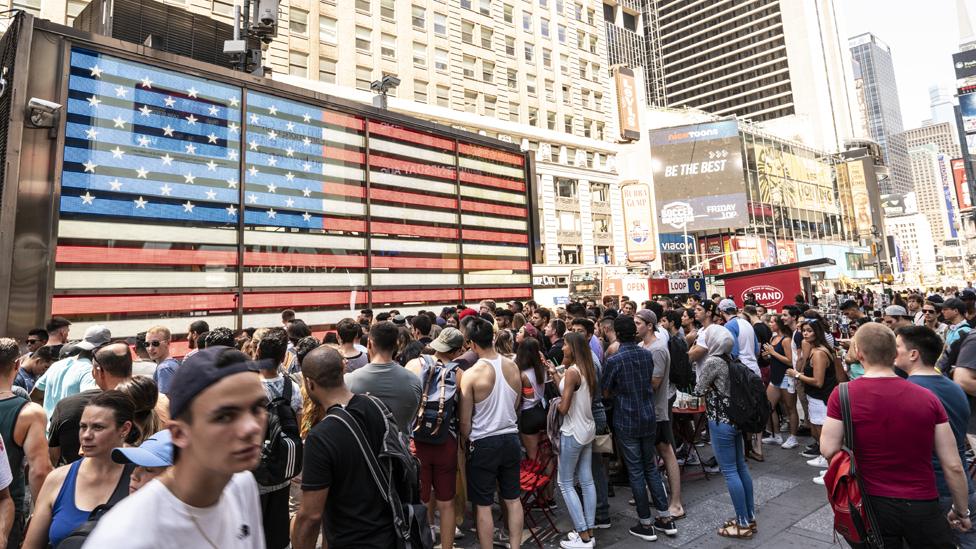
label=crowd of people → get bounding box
[0,286,973,547]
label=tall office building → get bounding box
[848,32,912,195]
[898,122,963,162]
[602,0,665,107]
[650,0,859,152]
[908,144,957,249]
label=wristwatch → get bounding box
[953,504,971,518]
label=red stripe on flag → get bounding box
[372,256,461,270]
[371,187,456,210]
[464,287,534,300]
[369,221,458,239]
[324,217,367,232]
[462,229,529,244]
[324,111,365,131]
[369,155,455,181]
[460,200,527,218]
[323,147,366,165]
[243,291,364,309]
[459,171,526,192]
[57,246,237,266]
[52,293,237,315]
[458,143,525,166]
[372,288,462,303]
[245,251,366,269]
[370,123,456,152]
[462,259,531,271]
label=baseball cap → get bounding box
[168,346,267,419]
[112,429,174,467]
[392,315,407,326]
[634,309,657,326]
[75,325,112,351]
[927,294,945,305]
[718,298,738,313]
[430,327,465,353]
[883,305,909,318]
[944,297,968,315]
[458,308,478,320]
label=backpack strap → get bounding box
[839,382,884,547]
[327,406,392,504]
[282,376,293,402]
[414,355,438,430]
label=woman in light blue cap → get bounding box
[111,430,174,495]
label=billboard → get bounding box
[938,154,960,239]
[753,144,836,213]
[951,158,973,210]
[658,232,697,255]
[838,160,874,237]
[961,91,976,134]
[954,49,976,80]
[620,182,656,262]
[614,66,641,141]
[650,120,747,232]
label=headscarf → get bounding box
[706,326,734,358]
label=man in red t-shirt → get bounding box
[820,323,972,547]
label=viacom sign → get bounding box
[659,233,697,255]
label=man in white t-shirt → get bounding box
[719,299,761,376]
[84,346,268,548]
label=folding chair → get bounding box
[520,439,559,548]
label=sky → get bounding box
[841,0,966,129]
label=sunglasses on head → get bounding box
[147,340,166,347]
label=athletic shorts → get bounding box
[415,436,458,502]
[466,433,521,506]
[655,420,675,447]
[808,397,827,426]
[777,375,796,394]
[518,404,547,435]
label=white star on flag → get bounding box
[226,179,238,188]
[286,122,295,131]
[285,197,295,207]
[87,96,101,108]
[302,187,311,197]
[248,166,259,176]
[303,113,311,123]
[228,150,239,160]
[285,172,295,181]
[268,105,278,115]
[250,113,259,124]
[267,130,277,141]
[89,65,103,78]
[229,97,240,107]
[302,163,311,172]
[134,196,147,209]
[136,167,149,179]
[161,154,174,166]
[248,194,258,204]
[112,116,126,129]
[267,183,277,193]
[164,96,176,108]
[139,105,152,117]
[206,160,218,171]
[160,184,173,195]
[184,173,196,184]
[110,147,125,159]
[249,140,259,151]
[185,143,197,155]
[140,76,153,88]
[81,192,95,205]
[162,125,175,137]
[302,137,311,146]
[83,160,97,173]
[182,201,195,213]
[303,212,312,222]
[207,133,218,144]
[109,179,122,191]
[84,128,98,140]
[187,87,199,98]
[205,190,217,200]
[114,85,127,98]
[228,123,239,134]
[267,157,277,167]
[208,105,219,116]
[185,114,198,125]
[226,204,238,216]
[137,136,151,148]
[267,208,277,219]
[285,147,294,157]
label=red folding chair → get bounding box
[520,439,559,548]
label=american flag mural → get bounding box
[53,48,532,340]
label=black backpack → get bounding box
[253,379,303,488]
[412,356,459,445]
[724,355,770,434]
[667,334,695,392]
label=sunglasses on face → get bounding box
[147,340,166,347]
[923,309,937,314]
[26,339,40,344]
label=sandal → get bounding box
[723,518,757,533]
[718,522,754,539]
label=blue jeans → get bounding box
[939,490,976,548]
[558,433,596,533]
[709,420,755,527]
[618,433,670,522]
[591,451,610,522]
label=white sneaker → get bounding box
[761,434,783,445]
[781,435,799,449]
[806,455,829,468]
[559,531,595,548]
[813,475,825,485]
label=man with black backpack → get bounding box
[406,327,464,549]
[254,327,304,549]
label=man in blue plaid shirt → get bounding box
[602,315,678,542]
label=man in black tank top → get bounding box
[0,338,53,546]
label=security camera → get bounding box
[28,97,61,115]
[255,0,279,29]
[381,75,401,88]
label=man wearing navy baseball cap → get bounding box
[86,346,268,548]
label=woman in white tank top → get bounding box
[548,332,597,548]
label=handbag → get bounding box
[593,433,614,454]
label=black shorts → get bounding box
[518,404,547,435]
[655,420,675,447]
[466,433,521,506]
[260,485,291,549]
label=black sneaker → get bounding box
[800,443,820,458]
[593,518,612,529]
[654,517,678,536]
[629,523,658,542]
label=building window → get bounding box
[461,0,471,9]
[355,26,371,52]
[356,0,369,13]
[436,85,450,107]
[289,8,308,35]
[479,0,491,15]
[412,5,425,29]
[463,55,476,78]
[593,91,602,108]
[434,12,447,35]
[482,61,494,82]
[589,36,598,54]
[529,107,538,126]
[603,3,614,23]
[623,11,636,31]
[542,48,551,68]
[540,18,549,38]
[211,0,233,16]
[481,27,493,49]
[560,54,569,76]
[505,35,515,56]
[539,0,547,7]
[380,0,394,19]
[559,211,580,232]
[462,21,475,44]
[435,48,449,72]
[556,178,577,198]
[592,63,600,79]
[558,23,566,43]
[464,90,479,113]
[526,73,536,94]
[524,42,534,62]
[547,111,556,130]
[562,85,571,103]
[413,42,427,67]
[545,79,554,102]
[509,103,520,122]
[507,68,517,90]
[66,0,87,21]
[381,33,396,59]
[319,15,337,44]
[522,11,531,32]
[414,80,428,103]
[485,95,496,116]
[574,2,582,20]
[556,0,563,13]
[596,122,604,140]
[503,3,513,23]
[289,51,308,77]
[318,58,337,83]
[13,0,40,14]
[356,66,372,91]
[591,183,609,202]
[560,245,580,265]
